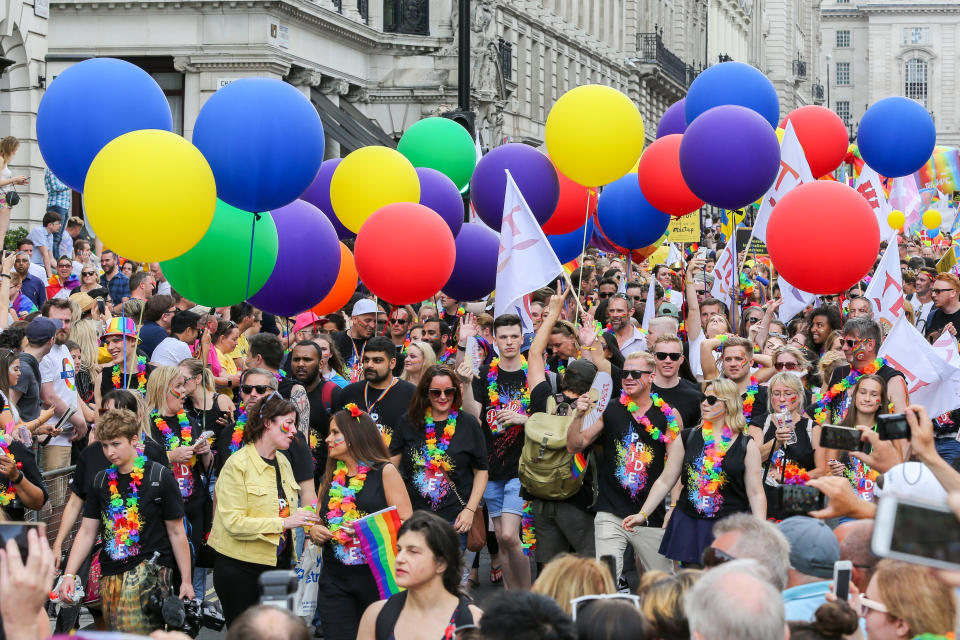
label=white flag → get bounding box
[777,276,818,323]
[494,171,564,330]
[855,164,891,232]
[666,242,683,266]
[641,275,657,330]
[932,331,960,369]
[879,316,960,417]
[889,174,922,228]
[753,122,815,242]
[710,234,737,308]
[863,233,904,327]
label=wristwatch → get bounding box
[12,471,23,484]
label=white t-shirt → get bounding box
[40,343,79,447]
[152,337,192,367]
[28,262,46,281]
[157,281,171,296]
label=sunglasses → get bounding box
[703,394,723,405]
[774,361,799,371]
[623,369,654,379]
[241,384,271,395]
[701,546,736,568]
[570,594,641,622]
[859,596,888,618]
[389,317,408,324]
[81,271,96,277]
[841,338,867,349]
[428,387,457,399]
[931,287,956,294]
[746,316,762,324]
[597,292,613,299]
[654,351,681,362]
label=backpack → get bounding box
[519,393,588,500]
[95,460,166,506]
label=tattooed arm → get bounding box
[290,383,310,438]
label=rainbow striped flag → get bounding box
[354,506,403,599]
[571,452,587,479]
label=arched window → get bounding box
[905,58,928,107]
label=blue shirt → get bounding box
[44,170,71,211]
[139,322,169,360]
[19,273,46,308]
[26,226,54,267]
[783,581,832,622]
[101,272,129,306]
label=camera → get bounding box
[876,413,910,440]
[776,485,825,516]
[259,569,299,610]
[146,593,225,638]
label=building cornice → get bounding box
[823,3,960,15]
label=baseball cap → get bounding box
[777,516,839,579]
[26,317,62,343]
[351,299,379,317]
[657,303,680,319]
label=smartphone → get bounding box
[833,560,852,601]
[0,522,42,561]
[779,485,825,516]
[52,406,77,434]
[96,297,105,315]
[873,495,960,571]
[819,424,869,452]
[877,413,910,441]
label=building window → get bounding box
[836,62,850,86]
[836,30,850,47]
[836,0,849,4]
[499,38,513,81]
[903,27,930,45]
[835,100,851,124]
[383,0,428,35]
[905,58,928,107]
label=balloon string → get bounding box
[573,190,592,326]
[244,213,260,301]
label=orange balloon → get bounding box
[312,242,358,316]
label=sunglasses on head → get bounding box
[623,369,654,379]
[428,387,457,399]
[241,384,271,395]
[701,546,736,568]
[775,361,799,371]
[654,351,681,362]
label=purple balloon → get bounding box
[470,143,559,229]
[679,105,780,211]
[248,200,341,316]
[300,158,355,240]
[442,223,499,301]
[417,167,464,237]
[656,99,687,138]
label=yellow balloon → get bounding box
[776,127,785,143]
[330,146,420,233]
[923,209,942,230]
[545,85,645,187]
[83,130,216,263]
[887,209,905,229]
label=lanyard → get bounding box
[364,378,398,413]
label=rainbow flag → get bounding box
[571,452,587,479]
[354,506,403,599]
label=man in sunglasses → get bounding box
[597,277,618,301]
[386,307,412,376]
[607,294,646,356]
[650,334,701,429]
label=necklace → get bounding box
[363,378,398,414]
[742,377,759,421]
[327,460,369,562]
[687,420,736,517]
[812,357,886,423]
[229,403,247,455]
[486,357,530,433]
[416,409,457,507]
[112,355,147,396]
[153,411,193,455]
[619,391,680,443]
[438,345,457,364]
[103,453,146,560]
[0,432,19,505]
[770,449,810,486]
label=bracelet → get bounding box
[0,274,9,279]
[582,346,598,351]
[464,506,475,513]
[457,344,467,351]
[12,471,23,484]
[639,510,649,522]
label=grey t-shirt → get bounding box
[12,352,41,421]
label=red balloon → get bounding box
[355,203,456,305]
[637,135,704,217]
[780,106,849,178]
[542,166,598,235]
[312,242,357,316]
[766,181,879,294]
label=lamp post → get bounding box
[825,53,832,110]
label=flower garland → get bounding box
[770,449,810,485]
[439,306,465,321]
[520,500,536,556]
[486,357,530,433]
[0,432,20,506]
[844,456,880,499]
[686,420,735,517]
[153,411,193,453]
[327,460,369,563]
[112,355,147,396]
[739,273,755,297]
[618,391,680,443]
[103,453,145,561]
[423,409,456,473]
[228,403,247,455]
[438,344,457,364]
[811,357,887,423]
[742,377,759,421]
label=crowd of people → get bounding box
[0,172,957,640]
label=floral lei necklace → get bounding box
[152,410,193,458]
[742,377,759,421]
[104,453,145,560]
[423,408,456,473]
[812,357,887,423]
[619,391,680,443]
[438,344,457,364]
[487,356,530,432]
[770,449,810,485]
[687,420,735,517]
[229,403,247,455]
[0,432,20,505]
[327,460,369,560]
[112,355,147,396]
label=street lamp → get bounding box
[825,54,832,110]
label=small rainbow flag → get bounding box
[571,452,587,479]
[354,506,403,599]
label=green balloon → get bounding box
[397,117,477,190]
[161,199,278,307]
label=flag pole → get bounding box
[572,190,593,326]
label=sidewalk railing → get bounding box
[25,465,77,548]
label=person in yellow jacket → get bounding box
[209,392,319,626]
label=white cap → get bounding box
[351,298,379,317]
[874,461,949,503]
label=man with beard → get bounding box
[99,250,129,309]
[424,317,455,364]
[701,335,769,428]
[331,336,415,449]
[650,334,701,429]
[608,293,646,356]
[13,250,46,309]
[387,306,412,377]
[906,267,936,332]
[290,341,337,480]
[334,299,379,382]
[245,333,310,437]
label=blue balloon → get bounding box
[928,227,941,238]
[37,58,173,192]
[193,78,325,212]
[857,97,936,178]
[549,217,596,264]
[685,61,780,128]
[596,175,671,250]
[443,223,499,300]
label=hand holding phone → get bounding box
[833,560,852,601]
[820,424,870,452]
[877,413,910,440]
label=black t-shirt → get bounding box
[819,363,907,423]
[150,413,207,507]
[332,379,416,451]
[99,359,155,401]
[334,332,367,375]
[262,456,293,567]
[1,441,47,522]
[595,401,669,522]
[83,459,185,575]
[213,423,313,485]
[390,413,488,521]
[678,428,751,520]
[12,353,41,422]
[304,381,334,480]
[471,364,529,481]
[652,379,702,430]
[69,437,169,501]
[927,308,960,340]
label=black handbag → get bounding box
[5,188,19,207]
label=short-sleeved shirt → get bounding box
[471,364,529,481]
[151,337,193,367]
[83,459,185,576]
[26,227,54,267]
[138,322,168,361]
[69,438,169,501]
[19,274,46,308]
[40,344,79,448]
[332,379,416,450]
[12,353,41,422]
[652,379,702,431]
[100,271,130,306]
[926,308,960,340]
[1,440,47,521]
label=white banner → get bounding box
[879,316,960,417]
[753,122,815,242]
[863,233,904,328]
[710,234,737,308]
[777,276,818,323]
[932,332,960,368]
[889,174,922,228]
[641,273,657,330]
[855,165,891,232]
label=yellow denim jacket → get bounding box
[208,443,301,566]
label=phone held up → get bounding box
[873,495,960,572]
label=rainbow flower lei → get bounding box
[112,355,147,397]
[153,411,194,455]
[486,356,530,433]
[229,403,247,455]
[423,409,456,473]
[770,449,810,485]
[743,377,759,421]
[439,306,465,321]
[103,453,145,560]
[739,273,755,297]
[520,500,536,556]
[812,357,887,423]
[844,455,880,499]
[686,420,735,517]
[327,460,369,563]
[438,344,457,364]
[0,432,19,506]
[619,391,680,443]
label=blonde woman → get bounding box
[623,379,765,567]
[0,136,28,241]
[531,554,615,615]
[399,340,437,387]
[638,570,702,640]
[755,345,812,386]
[70,318,101,409]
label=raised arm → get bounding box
[529,286,569,390]
[685,257,707,343]
[699,336,723,380]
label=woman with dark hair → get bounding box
[805,306,842,356]
[357,511,483,640]
[0,347,54,442]
[310,405,413,640]
[210,393,319,627]
[390,364,487,543]
[209,320,241,398]
[314,332,350,388]
[598,331,625,370]
[573,599,650,640]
